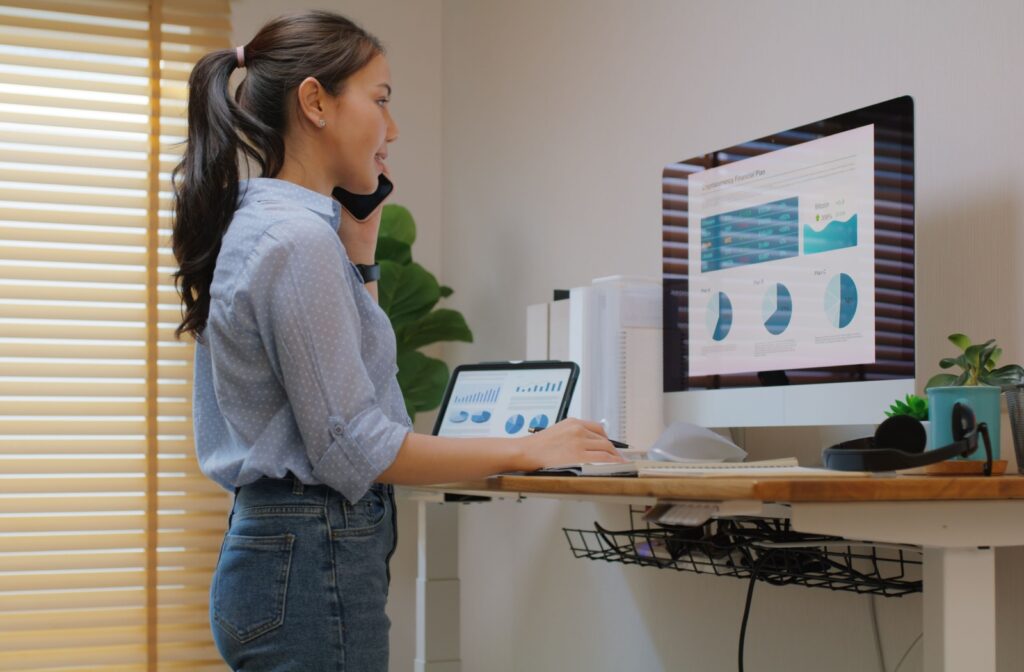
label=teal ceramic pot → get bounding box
[926,385,1001,460]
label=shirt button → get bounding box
[331,423,345,437]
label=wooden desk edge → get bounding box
[418,474,1024,502]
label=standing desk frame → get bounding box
[406,474,1024,672]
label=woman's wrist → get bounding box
[347,250,377,266]
[338,235,377,265]
[338,203,382,264]
[509,436,537,472]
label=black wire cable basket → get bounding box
[562,507,922,597]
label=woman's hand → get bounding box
[516,418,627,471]
[338,164,393,264]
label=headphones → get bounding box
[822,402,993,476]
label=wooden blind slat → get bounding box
[0,494,229,515]
[0,27,149,59]
[0,0,148,23]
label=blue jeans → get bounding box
[210,476,398,671]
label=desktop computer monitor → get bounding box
[662,96,915,427]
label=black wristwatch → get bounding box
[354,263,380,283]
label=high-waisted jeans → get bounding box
[210,476,398,671]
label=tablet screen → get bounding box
[433,364,576,438]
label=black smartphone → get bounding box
[332,173,394,221]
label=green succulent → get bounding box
[925,333,1024,390]
[885,393,929,421]
[376,204,473,421]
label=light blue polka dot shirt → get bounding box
[192,177,412,504]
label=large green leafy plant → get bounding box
[376,205,473,420]
[925,333,1024,389]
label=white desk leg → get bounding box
[415,501,461,672]
[923,546,995,672]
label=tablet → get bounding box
[431,360,580,438]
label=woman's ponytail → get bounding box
[171,49,242,340]
[170,11,384,340]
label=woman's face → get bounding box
[324,53,398,194]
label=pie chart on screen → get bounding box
[505,414,525,434]
[762,282,793,336]
[825,273,858,329]
[450,410,469,423]
[706,291,733,341]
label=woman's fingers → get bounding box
[584,449,627,463]
[586,437,626,461]
[565,418,607,437]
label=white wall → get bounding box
[441,0,1024,670]
[230,3,441,669]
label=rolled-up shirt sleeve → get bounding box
[244,221,409,503]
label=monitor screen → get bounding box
[662,96,914,393]
[432,363,577,438]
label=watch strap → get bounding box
[354,263,381,283]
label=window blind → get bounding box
[0,1,231,670]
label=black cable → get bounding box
[738,563,760,672]
[893,633,923,672]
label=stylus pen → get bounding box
[527,426,629,449]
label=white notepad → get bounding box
[637,458,872,478]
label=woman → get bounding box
[171,10,623,671]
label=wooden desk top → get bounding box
[428,474,1024,503]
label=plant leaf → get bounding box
[948,333,971,351]
[939,357,959,370]
[380,204,416,246]
[396,350,449,417]
[978,341,999,374]
[987,347,1003,371]
[889,401,908,416]
[912,396,929,421]
[964,343,989,373]
[439,285,454,298]
[926,373,958,389]
[375,237,412,265]
[954,370,971,386]
[981,364,1024,388]
[379,261,441,329]
[887,394,929,421]
[395,308,474,351]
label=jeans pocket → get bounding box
[212,532,295,643]
[335,485,388,537]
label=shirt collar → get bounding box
[239,177,342,231]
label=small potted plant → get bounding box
[886,393,929,421]
[924,334,1024,459]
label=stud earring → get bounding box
[318,119,326,128]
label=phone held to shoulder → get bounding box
[332,174,394,221]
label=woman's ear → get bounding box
[295,76,326,128]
